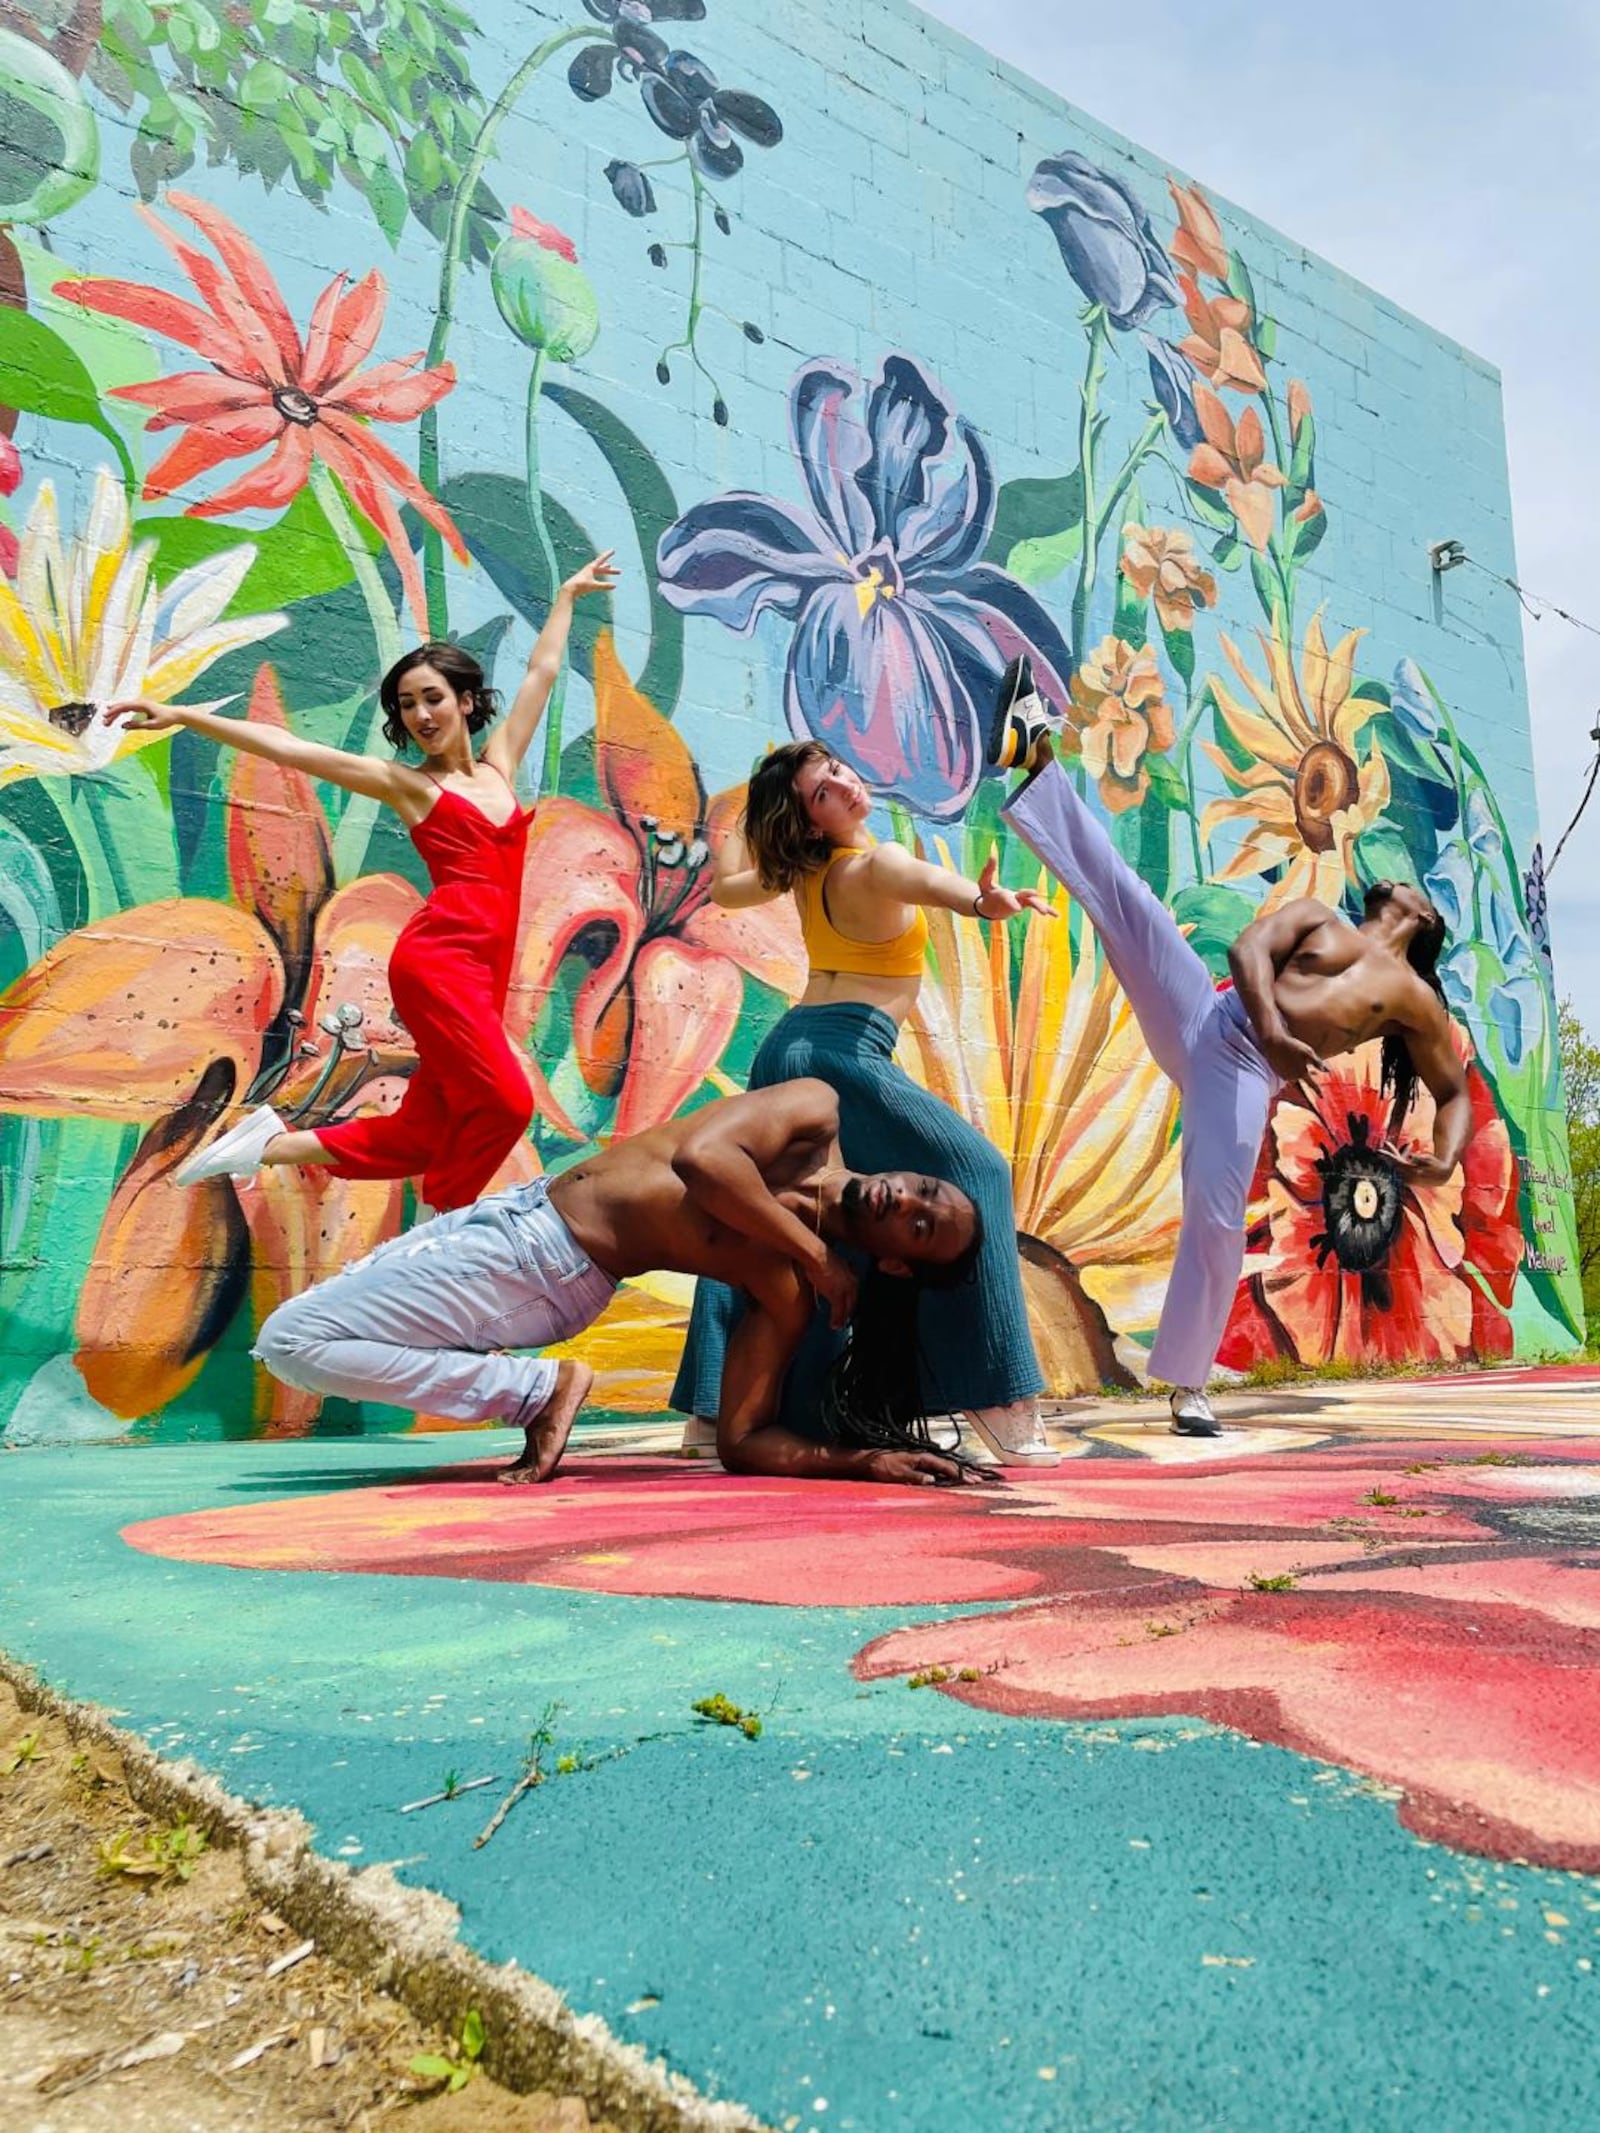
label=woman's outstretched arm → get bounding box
[481,551,619,780]
[104,699,408,807]
[865,840,1057,924]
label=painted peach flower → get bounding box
[1065,635,1175,813]
[511,632,806,1140]
[1166,177,1230,282]
[1187,383,1283,549]
[1176,277,1266,394]
[902,866,1182,1392]
[1118,524,1217,634]
[1219,1034,1520,1371]
[1200,609,1390,907]
[0,667,419,1425]
[56,190,467,633]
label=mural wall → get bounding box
[0,0,1581,1443]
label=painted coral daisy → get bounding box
[56,191,467,632]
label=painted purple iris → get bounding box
[570,9,782,182]
[657,354,1074,819]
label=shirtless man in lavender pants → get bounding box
[989,656,1470,1435]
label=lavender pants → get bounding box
[1003,762,1280,1388]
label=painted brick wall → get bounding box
[0,0,1579,1443]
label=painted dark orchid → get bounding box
[1028,152,1181,330]
[658,354,1075,819]
[570,15,781,182]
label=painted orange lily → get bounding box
[511,633,806,1140]
[0,667,423,1428]
[1176,276,1266,395]
[1167,178,1230,283]
[1187,382,1285,551]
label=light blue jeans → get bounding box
[252,1179,618,1427]
[1004,762,1281,1388]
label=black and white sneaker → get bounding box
[987,653,1054,772]
[1168,1387,1223,1438]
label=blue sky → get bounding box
[922,0,1600,1031]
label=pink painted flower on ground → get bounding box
[121,1439,1600,1869]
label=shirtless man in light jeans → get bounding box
[989,657,1471,1435]
[254,1079,989,1486]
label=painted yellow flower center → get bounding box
[854,565,895,618]
[1293,740,1358,853]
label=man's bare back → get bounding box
[548,1106,837,1299]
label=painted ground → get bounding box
[6,1376,1600,2131]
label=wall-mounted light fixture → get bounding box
[1428,538,1468,573]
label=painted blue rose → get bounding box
[658,354,1074,818]
[1426,814,1545,1069]
[1028,152,1181,330]
[1143,337,1202,448]
[1391,657,1443,745]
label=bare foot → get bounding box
[498,1360,594,1485]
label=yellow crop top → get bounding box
[795,846,930,978]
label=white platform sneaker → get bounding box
[173,1104,286,1187]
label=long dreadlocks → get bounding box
[817,1215,988,1469]
[1370,886,1449,1131]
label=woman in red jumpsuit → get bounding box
[107,552,618,1211]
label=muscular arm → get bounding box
[104,700,406,806]
[670,1079,854,1324]
[1389,1007,1471,1183]
[1228,899,1332,1081]
[481,552,617,780]
[716,1263,968,1484]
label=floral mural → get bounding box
[0,0,1581,1443]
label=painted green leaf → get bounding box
[544,381,685,716]
[1170,880,1256,973]
[1184,479,1233,533]
[1289,407,1316,493]
[1291,507,1327,563]
[1160,621,1196,687]
[983,468,1085,567]
[437,472,606,683]
[135,484,375,614]
[1006,524,1083,587]
[1248,550,1283,631]
[0,305,135,489]
[1212,531,1243,572]
[1143,752,1190,808]
[1351,822,1422,890]
[365,158,408,248]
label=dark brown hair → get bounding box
[380,643,503,753]
[743,739,834,892]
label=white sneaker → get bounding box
[1168,1387,1222,1438]
[173,1104,286,1186]
[677,1415,722,1461]
[962,1398,1063,1468]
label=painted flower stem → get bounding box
[1172,683,1207,881]
[525,348,568,800]
[314,462,406,884]
[1092,412,1165,557]
[1071,310,1112,657]
[656,158,726,411]
[38,777,118,925]
[416,24,606,634]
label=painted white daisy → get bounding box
[0,466,285,785]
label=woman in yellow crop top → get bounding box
[669,739,1060,1467]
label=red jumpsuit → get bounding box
[315,783,535,1211]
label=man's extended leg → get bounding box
[1147,1001,1279,1425]
[1003,754,1218,1086]
[252,1184,611,1481]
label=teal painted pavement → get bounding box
[3,1433,1598,2132]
